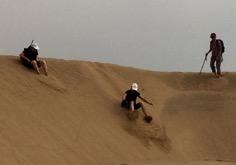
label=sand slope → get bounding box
[0,55,235,165]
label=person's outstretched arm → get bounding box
[138,96,153,105]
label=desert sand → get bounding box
[0,55,235,165]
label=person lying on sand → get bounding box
[19,41,48,76]
[121,83,153,121]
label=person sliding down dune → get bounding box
[121,83,153,123]
[19,41,48,76]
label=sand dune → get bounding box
[0,55,235,165]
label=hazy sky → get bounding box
[0,0,236,71]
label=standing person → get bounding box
[19,41,48,76]
[205,33,224,78]
[121,83,153,122]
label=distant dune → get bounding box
[0,55,235,165]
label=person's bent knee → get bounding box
[136,102,143,109]
[40,60,47,66]
[31,60,37,65]
[210,62,215,68]
[42,60,46,64]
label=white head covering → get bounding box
[131,83,138,91]
[31,42,40,50]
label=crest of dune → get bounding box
[0,55,235,165]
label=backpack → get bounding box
[217,39,225,53]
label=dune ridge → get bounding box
[0,55,235,165]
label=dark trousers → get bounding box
[210,55,222,75]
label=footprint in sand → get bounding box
[180,74,229,91]
[205,77,229,90]
[36,75,66,92]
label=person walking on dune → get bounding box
[205,33,225,78]
[121,83,153,122]
[19,41,48,76]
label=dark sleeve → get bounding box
[23,48,28,54]
[136,91,140,97]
